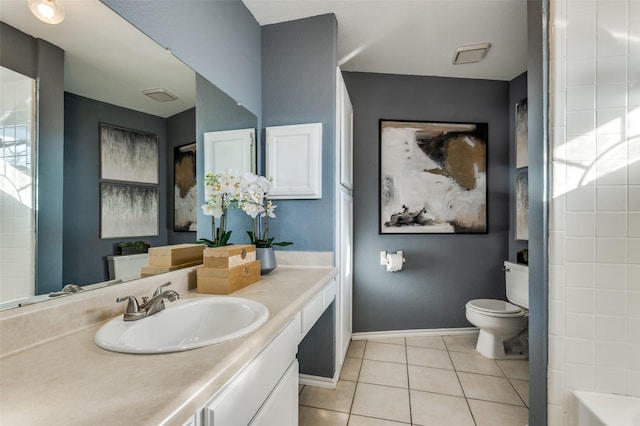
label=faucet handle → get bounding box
[152,282,172,297]
[116,296,140,313]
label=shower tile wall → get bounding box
[548,0,640,424]
[0,68,35,303]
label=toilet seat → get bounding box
[466,299,526,318]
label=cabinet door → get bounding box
[249,360,299,426]
[338,189,353,362]
[203,128,255,175]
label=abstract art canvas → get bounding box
[515,169,529,240]
[515,99,528,168]
[100,183,158,238]
[380,120,488,234]
[100,123,158,184]
[174,142,197,232]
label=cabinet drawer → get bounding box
[300,292,323,338]
[249,360,299,426]
[205,314,301,426]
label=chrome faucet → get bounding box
[116,282,179,321]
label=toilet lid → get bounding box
[466,299,524,315]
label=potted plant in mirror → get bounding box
[239,173,292,274]
[198,170,242,247]
[116,240,150,256]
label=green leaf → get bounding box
[272,241,294,247]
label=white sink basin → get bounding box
[94,297,269,354]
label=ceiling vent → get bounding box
[143,88,178,102]
[452,43,491,65]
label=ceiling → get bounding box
[0,0,195,118]
[243,0,528,81]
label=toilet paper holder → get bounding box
[379,250,405,271]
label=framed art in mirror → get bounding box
[100,123,159,184]
[174,142,197,232]
[515,98,528,169]
[379,120,488,234]
[515,169,529,241]
[100,183,159,238]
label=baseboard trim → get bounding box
[299,373,339,389]
[351,327,479,341]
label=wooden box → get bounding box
[140,260,203,277]
[148,244,204,267]
[203,245,256,269]
[197,261,261,294]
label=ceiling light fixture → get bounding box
[143,88,178,102]
[28,0,65,25]
[452,43,491,65]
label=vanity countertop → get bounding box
[0,266,337,426]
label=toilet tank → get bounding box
[106,254,148,281]
[504,261,529,309]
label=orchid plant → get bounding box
[198,170,293,248]
[198,170,243,247]
[239,173,293,248]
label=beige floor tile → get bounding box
[449,351,505,376]
[367,337,406,345]
[406,346,453,370]
[443,334,479,353]
[347,415,410,425]
[364,342,407,364]
[299,406,349,426]
[299,380,357,413]
[340,356,363,382]
[408,365,464,397]
[458,372,525,406]
[510,378,530,406]
[347,340,367,359]
[351,383,411,423]
[497,359,530,380]
[405,335,446,350]
[468,399,529,426]
[359,359,408,388]
[410,390,475,426]
[299,384,305,395]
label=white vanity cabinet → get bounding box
[195,278,337,426]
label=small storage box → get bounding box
[140,260,203,277]
[197,261,261,294]
[203,245,256,269]
[148,244,204,267]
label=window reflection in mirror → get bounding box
[0,66,36,306]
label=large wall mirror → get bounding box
[0,0,257,310]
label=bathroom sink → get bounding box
[94,297,269,354]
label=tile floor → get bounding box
[298,335,529,426]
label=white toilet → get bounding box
[465,261,529,360]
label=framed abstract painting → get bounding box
[379,120,488,234]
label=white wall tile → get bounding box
[596,238,627,262]
[551,194,567,231]
[597,108,627,135]
[595,341,627,368]
[596,289,627,315]
[567,212,595,236]
[551,232,567,265]
[595,263,627,289]
[567,110,595,136]
[567,262,596,287]
[566,287,596,313]
[547,403,565,426]
[630,152,640,185]
[627,238,640,264]
[628,372,640,397]
[629,318,640,344]
[628,108,640,137]
[567,186,596,211]
[548,335,566,370]
[630,82,640,107]
[553,160,568,197]
[596,133,628,160]
[550,264,566,300]
[595,367,628,394]
[566,134,597,161]
[595,315,627,342]
[566,312,595,338]
[567,59,596,86]
[596,56,627,85]
[548,369,566,405]
[596,1,628,58]
[550,59,567,94]
[597,84,627,109]
[627,291,640,318]
[597,160,627,186]
[596,186,627,211]
[596,212,627,237]
[565,338,595,364]
[567,85,596,111]
[565,362,595,389]
[628,344,640,371]
[550,300,567,336]
[551,93,567,127]
[566,237,596,262]
[629,265,640,289]
[629,212,640,237]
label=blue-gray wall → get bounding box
[195,74,257,246]
[102,0,262,118]
[261,14,338,252]
[509,72,529,261]
[63,93,170,285]
[343,72,511,332]
[1,23,64,295]
[527,0,548,424]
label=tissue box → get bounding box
[203,245,256,269]
[197,261,261,294]
[148,244,204,267]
